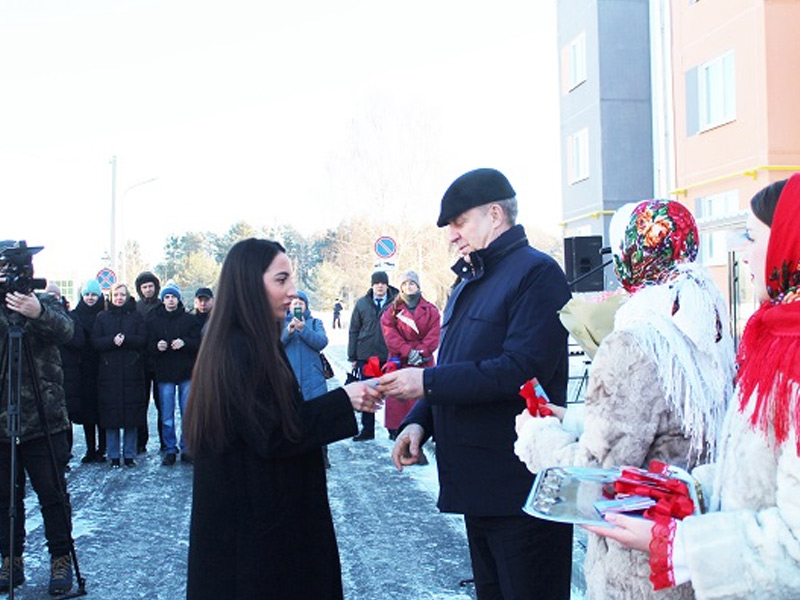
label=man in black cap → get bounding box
[192,287,214,330]
[347,271,397,441]
[134,270,163,454]
[379,168,573,599]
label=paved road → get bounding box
[6,327,585,599]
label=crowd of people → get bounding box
[1,167,799,599]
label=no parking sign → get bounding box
[96,267,116,292]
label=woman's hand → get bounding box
[583,513,656,553]
[344,381,384,413]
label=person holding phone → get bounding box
[282,291,329,402]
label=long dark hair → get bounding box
[184,238,300,454]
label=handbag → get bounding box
[319,352,335,379]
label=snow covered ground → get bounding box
[8,327,585,599]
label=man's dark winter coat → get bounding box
[91,298,148,429]
[347,286,398,363]
[404,225,572,515]
[0,294,73,441]
[146,303,201,383]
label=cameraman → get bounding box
[0,244,75,595]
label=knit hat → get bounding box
[160,283,182,301]
[371,271,389,285]
[82,279,102,297]
[399,270,420,288]
[437,168,516,227]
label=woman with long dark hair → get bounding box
[586,176,800,599]
[185,238,382,600]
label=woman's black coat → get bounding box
[70,298,104,425]
[91,298,148,429]
[59,311,85,422]
[186,333,358,600]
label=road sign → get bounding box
[373,260,396,272]
[96,268,116,292]
[374,236,397,259]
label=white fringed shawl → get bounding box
[613,262,736,461]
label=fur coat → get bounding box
[675,393,800,599]
[514,265,735,600]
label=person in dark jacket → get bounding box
[46,284,83,469]
[92,283,148,468]
[347,270,398,441]
[134,270,163,454]
[192,287,213,332]
[146,283,200,465]
[184,238,383,600]
[71,279,106,463]
[0,243,76,594]
[379,168,574,600]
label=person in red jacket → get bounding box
[380,270,440,442]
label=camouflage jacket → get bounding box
[0,294,73,441]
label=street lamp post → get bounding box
[119,177,158,284]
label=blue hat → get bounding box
[160,283,182,301]
[82,279,102,297]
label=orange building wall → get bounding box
[765,1,800,166]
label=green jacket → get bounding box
[0,294,73,442]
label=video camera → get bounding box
[0,240,47,296]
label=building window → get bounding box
[567,128,589,184]
[699,51,736,130]
[695,190,740,266]
[686,51,736,135]
[566,32,586,91]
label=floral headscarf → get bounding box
[738,173,800,453]
[612,199,699,293]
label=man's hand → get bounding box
[170,338,185,350]
[392,424,425,471]
[5,292,42,320]
[157,340,168,352]
[377,368,424,401]
[114,333,125,347]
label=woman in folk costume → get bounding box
[514,199,735,600]
[380,270,440,441]
[586,176,800,599]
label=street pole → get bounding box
[120,177,158,285]
[109,156,117,271]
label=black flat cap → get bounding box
[195,287,213,299]
[437,168,516,227]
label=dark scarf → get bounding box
[738,173,800,454]
[401,292,421,311]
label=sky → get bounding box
[0,0,563,281]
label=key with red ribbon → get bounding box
[519,378,553,417]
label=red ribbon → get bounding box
[519,378,553,417]
[362,356,383,378]
[607,461,694,521]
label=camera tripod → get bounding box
[0,309,87,598]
